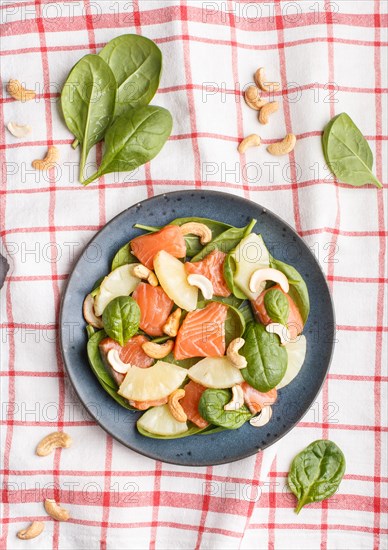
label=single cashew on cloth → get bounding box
[44,499,70,522]
[36,431,72,456]
[17,521,45,540]
[267,134,297,156]
[254,67,280,92]
[258,101,279,125]
[238,134,261,154]
[7,79,36,101]
[32,146,60,170]
[244,85,267,110]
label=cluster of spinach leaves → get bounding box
[61,35,172,186]
[322,113,382,189]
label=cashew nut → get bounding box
[7,79,36,101]
[180,222,212,245]
[238,134,261,154]
[226,338,247,369]
[244,85,268,110]
[249,405,273,427]
[44,499,70,522]
[163,308,182,337]
[36,432,72,457]
[142,339,174,359]
[17,521,45,540]
[266,323,291,345]
[258,101,279,125]
[83,294,103,329]
[32,146,60,170]
[187,274,213,300]
[254,68,280,92]
[267,133,296,156]
[133,264,158,286]
[224,384,244,411]
[168,388,187,422]
[107,349,132,374]
[249,268,289,294]
[7,122,32,138]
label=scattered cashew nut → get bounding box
[224,384,244,411]
[266,323,291,346]
[168,388,187,422]
[142,339,174,359]
[258,101,279,125]
[107,349,131,374]
[36,432,72,457]
[244,85,268,110]
[44,499,70,522]
[238,134,261,154]
[32,146,60,170]
[17,521,45,540]
[7,79,36,101]
[267,133,296,156]
[187,274,213,300]
[249,268,289,294]
[254,68,280,92]
[83,294,103,329]
[249,405,273,427]
[133,264,158,286]
[226,338,247,369]
[163,308,182,337]
[7,122,32,138]
[180,222,212,245]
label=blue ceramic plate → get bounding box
[60,190,335,466]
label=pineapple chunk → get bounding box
[188,357,244,389]
[276,335,307,389]
[231,233,270,300]
[137,404,188,436]
[94,264,141,316]
[118,360,187,401]
[154,250,198,311]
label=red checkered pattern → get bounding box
[1,1,387,548]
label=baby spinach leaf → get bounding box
[239,303,254,325]
[322,113,382,188]
[241,322,287,392]
[192,218,256,262]
[133,223,161,232]
[111,243,138,270]
[102,296,140,346]
[224,253,248,300]
[86,324,95,339]
[99,34,162,117]
[82,105,173,186]
[137,421,209,440]
[288,440,346,513]
[211,294,244,309]
[264,288,289,325]
[61,54,116,181]
[270,257,310,324]
[224,303,246,346]
[199,389,251,429]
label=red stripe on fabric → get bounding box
[248,523,388,535]
[373,2,385,545]
[194,467,213,550]
[149,461,162,550]
[274,1,301,233]
[238,453,264,549]
[180,1,202,189]
[268,457,277,550]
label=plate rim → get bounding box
[59,189,336,466]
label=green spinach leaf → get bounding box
[61,54,116,181]
[224,253,248,299]
[87,329,117,389]
[82,105,173,186]
[288,440,346,513]
[264,288,289,325]
[102,296,140,346]
[137,421,208,440]
[192,218,256,262]
[111,243,138,270]
[199,389,251,429]
[241,322,287,392]
[322,113,382,188]
[270,257,310,324]
[100,34,162,117]
[239,303,254,325]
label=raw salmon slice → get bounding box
[132,282,174,337]
[129,397,168,411]
[180,381,209,428]
[130,225,186,269]
[99,335,154,385]
[241,382,277,414]
[251,284,304,340]
[185,249,231,297]
[174,302,228,360]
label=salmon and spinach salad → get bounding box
[84,217,309,439]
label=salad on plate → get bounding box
[84,217,309,439]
